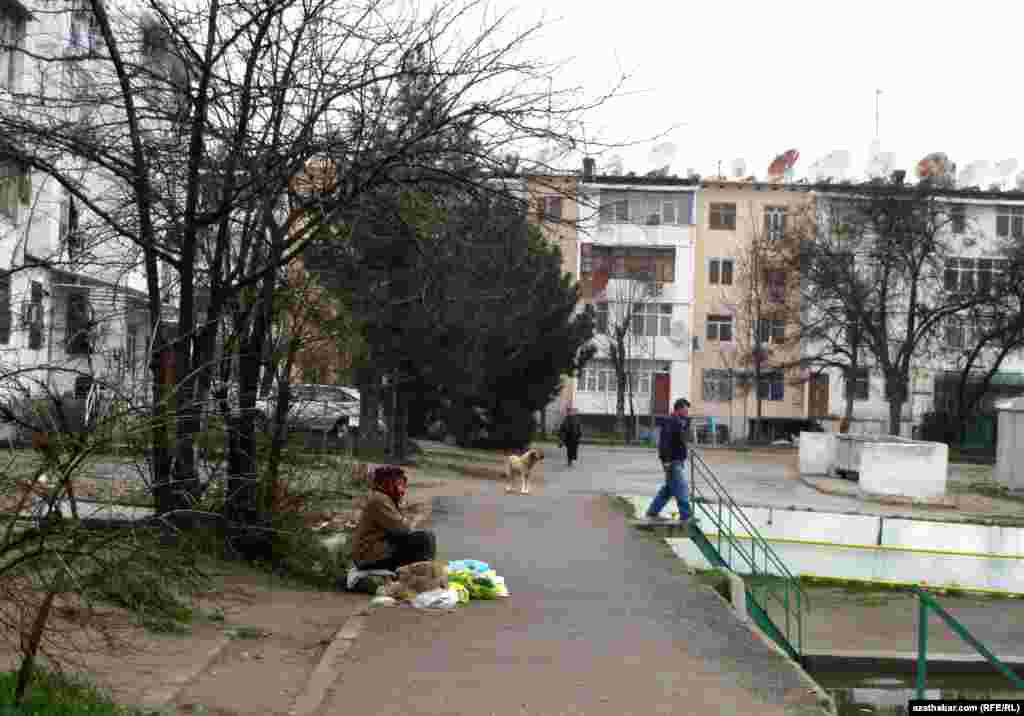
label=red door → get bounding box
[654,373,671,415]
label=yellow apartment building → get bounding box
[691,178,818,442]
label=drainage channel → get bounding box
[812,671,1021,715]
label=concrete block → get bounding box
[859,441,947,500]
[798,432,835,476]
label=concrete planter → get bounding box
[798,431,835,476]
[995,397,1024,493]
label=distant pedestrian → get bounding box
[558,408,583,467]
[646,398,696,523]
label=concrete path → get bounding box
[318,482,831,716]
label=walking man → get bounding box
[558,407,583,467]
[646,398,696,523]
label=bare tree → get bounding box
[803,180,993,435]
[1,0,621,522]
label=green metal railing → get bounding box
[687,450,810,663]
[912,586,1024,698]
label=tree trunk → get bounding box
[888,398,903,437]
[14,589,57,705]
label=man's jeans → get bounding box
[647,459,693,520]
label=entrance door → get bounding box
[654,373,671,415]
[809,373,829,417]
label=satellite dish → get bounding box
[731,159,747,178]
[648,142,677,173]
[767,149,799,182]
[994,159,1019,190]
[959,160,993,189]
[602,154,624,176]
[916,152,956,185]
[812,150,851,181]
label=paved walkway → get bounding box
[318,485,830,716]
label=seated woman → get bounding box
[350,465,436,574]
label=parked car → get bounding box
[254,384,363,435]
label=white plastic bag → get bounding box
[411,587,459,610]
[345,567,396,591]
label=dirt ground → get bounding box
[0,461,498,715]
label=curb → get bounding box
[138,635,232,708]
[290,610,370,716]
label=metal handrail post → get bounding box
[916,594,927,700]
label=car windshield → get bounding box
[291,385,356,402]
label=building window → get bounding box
[757,372,785,401]
[0,270,10,344]
[599,191,692,226]
[60,196,82,260]
[595,302,608,333]
[708,258,734,285]
[1,5,26,91]
[945,318,972,350]
[630,302,672,337]
[765,270,786,303]
[588,246,675,283]
[845,367,869,401]
[66,290,93,355]
[27,281,43,349]
[706,314,733,342]
[126,327,138,377]
[951,205,966,234]
[996,206,1024,239]
[541,196,563,222]
[764,207,787,241]
[755,319,786,345]
[67,7,99,54]
[945,257,1008,295]
[702,369,733,402]
[0,160,30,221]
[709,203,736,230]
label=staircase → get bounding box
[687,451,809,664]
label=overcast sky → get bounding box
[493,0,1023,184]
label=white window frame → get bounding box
[541,195,563,222]
[630,302,672,338]
[0,5,26,91]
[710,203,736,230]
[765,206,787,241]
[702,369,733,402]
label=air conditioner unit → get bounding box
[692,335,702,352]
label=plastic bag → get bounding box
[346,567,396,591]
[411,587,459,610]
[369,595,398,607]
[447,559,490,575]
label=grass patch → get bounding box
[0,667,137,714]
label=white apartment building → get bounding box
[811,186,1024,438]
[571,168,698,433]
[1,0,151,421]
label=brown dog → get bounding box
[505,448,544,494]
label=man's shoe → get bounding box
[645,513,669,521]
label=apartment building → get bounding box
[811,185,1024,439]
[572,163,698,435]
[1,0,151,415]
[691,178,814,442]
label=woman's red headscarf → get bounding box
[372,465,407,507]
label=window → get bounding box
[1,4,26,90]
[702,369,734,402]
[845,367,869,401]
[764,207,787,241]
[945,257,1008,295]
[765,270,786,303]
[709,203,736,230]
[27,281,42,349]
[596,302,608,333]
[588,246,675,283]
[0,270,10,344]
[0,160,30,221]
[996,206,1024,239]
[541,196,563,222]
[757,372,785,401]
[599,191,692,226]
[945,319,971,350]
[951,205,966,234]
[755,319,786,345]
[66,290,92,355]
[708,258,734,285]
[60,196,82,260]
[126,328,138,376]
[706,314,733,342]
[631,302,673,337]
[67,7,99,54]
